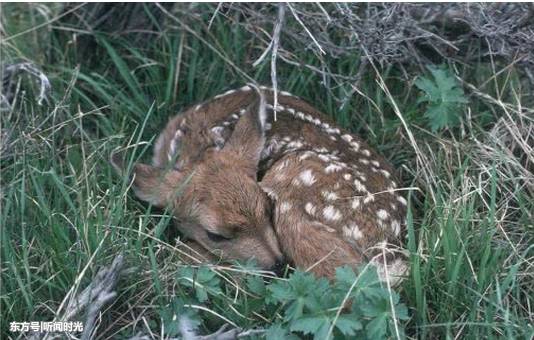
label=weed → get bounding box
[415,65,469,132]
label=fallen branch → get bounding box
[27,255,125,340]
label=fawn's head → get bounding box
[112,93,284,270]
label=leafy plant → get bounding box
[266,266,408,339]
[415,65,468,132]
[160,297,201,337]
[176,266,223,303]
[173,265,408,339]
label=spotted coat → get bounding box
[152,85,408,282]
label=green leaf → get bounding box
[415,65,468,132]
[290,316,326,334]
[335,314,363,336]
[176,266,222,303]
[265,323,300,340]
[336,266,383,303]
[366,313,388,339]
[246,275,267,296]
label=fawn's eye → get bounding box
[206,231,231,242]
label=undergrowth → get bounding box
[1,3,533,339]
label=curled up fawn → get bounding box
[112,85,408,283]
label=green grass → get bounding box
[1,3,533,339]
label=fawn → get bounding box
[113,85,408,283]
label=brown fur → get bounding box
[116,85,408,282]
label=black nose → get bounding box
[270,259,286,276]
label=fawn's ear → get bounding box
[111,152,183,207]
[222,91,267,177]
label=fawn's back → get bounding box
[150,85,408,281]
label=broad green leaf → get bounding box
[265,323,299,340]
[415,65,468,132]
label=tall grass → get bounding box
[1,3,532,339]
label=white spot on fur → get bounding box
[359,159,370,165]
[231,113,239,119]
[315,147,328,153]
[305,115,314,122]
[296,112,305,119]
[322,191,338,201]
[210,126,223,135]
[305,202,316,216]
[361,149,371,157]
[322,122,330,129]
[299,169,316,186]
[329,135,337,141]
[343,223,363,240]
[323,205,342,221]
[353,179,367,192]
[377,209,389,220]
[299,151,313,161]
[325,163,342,173]
[380,169,391,178]
[195,104,202,111]
[279,202,292,213]
[342,134,353,142]
[240,85,251,92]
[313,118,322,125]
[391,220,401,235]
[239,108,247,115]
[287,140,304,149]
[397,196,407,206]
[390,203,397,211]
[343,173,352,181]
[351,198,361,210]
[371,160,380,167]
[210,126,225,149]
[286,107,295,114]
[363,194,375,204]
[318,154,330,162]
[173,129,183,140]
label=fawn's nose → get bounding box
[270,259,287,276]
